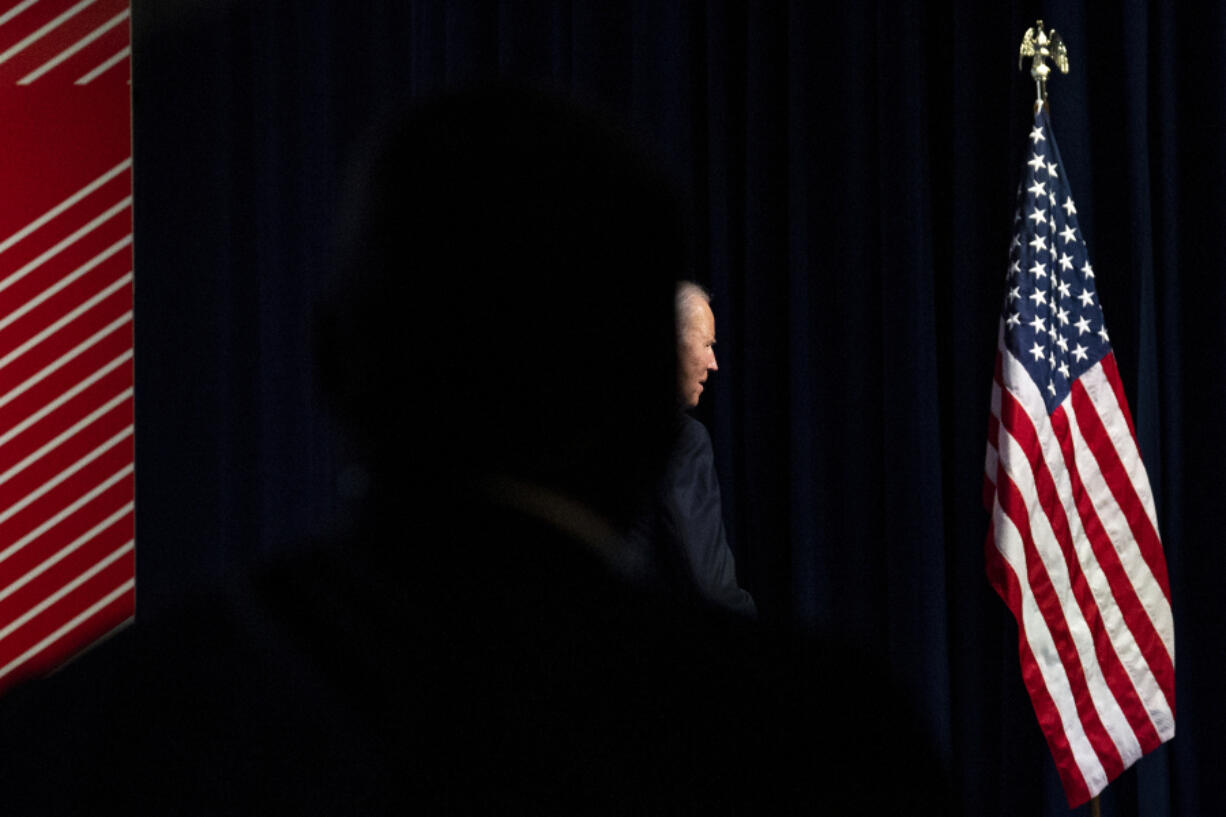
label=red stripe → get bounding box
[994,400,1126,781]
[984,520,1093,806]
[1069,376,1171,602]
[1097,353,1137,443]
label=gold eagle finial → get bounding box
[1019,20,1069,107]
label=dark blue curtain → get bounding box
[131,1,1224,813]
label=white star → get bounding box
[1063,198,1077,216]
[1010,259,1021,276]
[1082,261,1095,279]
[1006,312,1021,328]
[1029,208,1048,226]
[1028,180,1048,198]
[1049,351,1057,369]
[1060,224,1077,244]
[1056,306,1070,325]
[1059,252,1074,271]
[1047,162,1059,178]
[1057,280,1071,299]
[1098,325,1110,342]
[1056,335,1069,352]
[1048,324,1059,341]
[1078,289,1094,307]
[1010,234,1022,250]
[1029,315,1047,333]
[1048,380,1057,396]
[1029,260,1048,278]
[1058,361,1070,378]
[1071,343,1089,362]
[1007,286,1021,302]
[1030,126,1046,144]
[1028,153,1046,171]
[1029,234,1048,253]
[1030,341,1046,361]
[1049,190,1059,206]
[1029,289,1048,307]
[1075,316,1091,335]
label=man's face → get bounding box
[678,301,718,408]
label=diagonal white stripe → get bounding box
[0,311,129,411]
[0,425,131,528]
[0,0,40,29]
[0,201,130,300]
[0,540,132,642]
[0,0,97,66]
[18,7,126,83]
[0,387,131,488]
[1079,366,1161,533]
[0,577,133,682]
[0,500,131,603]
[75,42,124,84]
[0,159,130,257]
[0,350,130,449]
[0,464,131,563]
[0,271,130,371]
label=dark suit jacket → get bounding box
[653,413,757,617]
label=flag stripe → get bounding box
[17,7,126,84]
[75,43,125,84]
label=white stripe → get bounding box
[0,464,132,563]
[0,387,131,488]
[995,365,1144,769]
[0,577,133,682]
[74,42,125,84]
[0,0,97,66]
[0,540,132,642]
[0,501,131,602]
[0,350,130,448]
[0,271,130,370]
[1061,377,1176,664]
[1078,363,1162,533]
[0,201,131,300]
[17,7,126,83]
[985,376,1001,486]
[991,502,1106,794]
[0,424,131,528]
[0,159,130,257]
[0,0,40,28]
[0,311,130,411]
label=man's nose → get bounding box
[708,352,718,371]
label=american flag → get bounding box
[983,108,1175,806]
[0,0,133,696]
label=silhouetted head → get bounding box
[316,84,683,528]
[675,281,717,408]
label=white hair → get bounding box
[674,281,710,334]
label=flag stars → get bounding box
[1028,153,1046,171]
[1029,289,1048,307]
[1010,259,1021,276]
[1030,341,1046,361]
[1056,306,1070,325]
[1006,312,1021,328]
[1011,234,1022,251]
[1098,325,1110,343]
[1029,235,1048,253]
[1074,316,1092,335]
[1029,208,1048,226]
[1030,126,1046,144]
[1060,224,1077,244]
[1072,343,1089,362]
[1057,280,1071,299]
[1063,198,1077,216]
[1047,162,1059,178]
[1048,351,1058,369]
[1058,361,1070,379]
[1055,335,1069,352]
[1082,261,1095,279]
[1008,286,1021,302]
[1048,324,1059,341]
[1078,289,1095,307]
[1029,315,1047,333]
[1028,180,1048,198]
[1059,252,1074,271]
[1047,379,1057,396]
[1029,260,1048,278]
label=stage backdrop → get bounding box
[115,2,1226,815]
[0,0,133,695]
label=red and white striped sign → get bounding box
[0,0,132,696]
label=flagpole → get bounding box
[1089,795,1101,816]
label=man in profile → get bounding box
[656,281,756,617]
